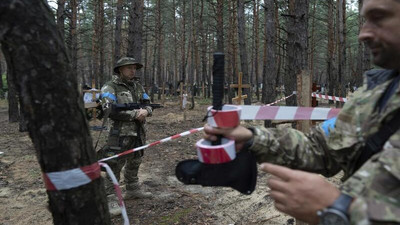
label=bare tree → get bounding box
[0,0,110,224]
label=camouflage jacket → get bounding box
[248,69,400,224]
[100,75,152,142]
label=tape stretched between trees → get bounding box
[312,92,347,102]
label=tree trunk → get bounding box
[56,0,66,40]
[98,0,105,87]
[254,0,260,101]
[285,0,309,107]
[68,0,78,83]
[237,0,251,105]
[262,0,277,127]
[0,1,110,224]
[0,50,3,93]
[199,0,208,99]
[216,0,224,53]
[2,50,19,122]
[327,0,336,104]
[180,0,186,83]
[155,0,163,99]
[173,0,178,96]
[227,0,237,104]
[127,0,144,79]
[336,0,346,107]
[114,0,124,64]
[309,0,317,81]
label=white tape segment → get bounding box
[312,92,347,102]
[240,105,340,120]
[43,162,100,191]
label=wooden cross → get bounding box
[83,79,101,121]
[230,72,251,105]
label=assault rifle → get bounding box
[111,102,163,112]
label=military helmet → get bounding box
[114,57,143,74]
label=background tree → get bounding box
[262,0,277,127]
[0,0,110,223]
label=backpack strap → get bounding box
[355,109,400,171]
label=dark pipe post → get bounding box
[212,52,224,145]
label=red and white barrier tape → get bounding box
[312,92,347,103]
[240,105,340,120]
[43,162,101,191]
[99,127,205,162]
[196,138,236,164]
[266,92,296,106]
[207,105,241,128]
[100,163,129,225]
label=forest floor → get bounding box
[0,96,342,225]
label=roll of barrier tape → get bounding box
[207,105,241,128]
[196,138,236,164]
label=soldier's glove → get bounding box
[175,151,257,195]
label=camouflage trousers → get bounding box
[101,136,144,195]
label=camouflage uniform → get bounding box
[248,69,400,224]
[100,58,152,195]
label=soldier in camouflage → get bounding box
[204,0,399,224]
[100,57,153,215]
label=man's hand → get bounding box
[261,163,340,225]
[203,124,253,151]
[135,108,148,122]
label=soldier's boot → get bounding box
[124,183,153,199]
[107,194,122,217]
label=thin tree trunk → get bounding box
[0,1,110,223]
[155,0,162,99]
[114,0,123,64]
[199,0,207,99]
[68,0,78,81]
[128,0,144,80]
[336,0,346,107]
[92,0,100,87]
[56,0,66,40]
[237,0,251,105]
[216,0,224,52]
[180,0,186,82]
[99,0,105,87]
[254,0,260,101]
[327,0,336,104]
[0,50,3,93]
[3,56,19,122]
[173,0,178,96]
[262,0,277,127]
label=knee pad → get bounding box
[175,151,257,195]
